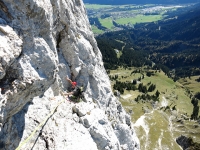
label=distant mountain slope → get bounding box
[135,4,200,42]
[96,4,200,78]
[83,0,200,5]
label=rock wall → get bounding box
[0,0,140,149]
[176,135,200,150]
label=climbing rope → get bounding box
[15,98,65,150]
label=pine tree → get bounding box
[155,90,160,98]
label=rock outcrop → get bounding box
[0,0,139,149]
[176,135,200,150]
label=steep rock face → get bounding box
[0,0,140,149]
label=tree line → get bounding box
[96,6,200,80]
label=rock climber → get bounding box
[65,77,84,102]
[65,77,77,96]
[66,77,77,90]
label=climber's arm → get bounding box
[66,77,73,85]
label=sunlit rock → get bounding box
[0,0,140,149]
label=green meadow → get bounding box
[178,76,200,95]
[85,4,181,34]
[109,67,196,121]
[91,25,104,34]
[85,4,113,9]
[109,67,200,149]
[99,18,114,29]
[115,15,163,25]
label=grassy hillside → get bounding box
[108,67,200,149]
[109,67,196,119]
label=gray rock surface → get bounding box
[176,135,193,150]
[0,0,140,149]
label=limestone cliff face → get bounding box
[0,0,140,149]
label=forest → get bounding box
[96,4,200,80]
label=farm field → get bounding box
[99,18,114,29]
[115,15,163,25]
[85,4,188,35]
[85,4,113,9]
